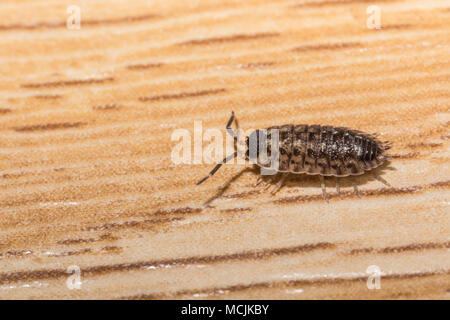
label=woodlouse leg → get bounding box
[335,177,342,199]
[254,176,263,187]
[320,176,329,203]
[270,173,288,195]
[374,173,392,187]
[263,177,274,190]
[352,182,362,198]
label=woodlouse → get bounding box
[197,112,392,201]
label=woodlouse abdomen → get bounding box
[246,124,390,177]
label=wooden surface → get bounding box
[0,0,449,299]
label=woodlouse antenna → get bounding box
[196,152,237,185]
[197,111,239,185]
[226,111,237,139]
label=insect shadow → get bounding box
[203,167,253,206]
[264,162,396,195]
[203,162,396,206]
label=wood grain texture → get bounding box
[0,0,449,299]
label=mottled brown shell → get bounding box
[252,124,389,177]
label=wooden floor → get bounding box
[0,0,449,299]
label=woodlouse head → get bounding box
[245,130,258,161]
[245,129,279,168]
[245,129,267,161]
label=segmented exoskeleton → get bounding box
[197,112,392,201]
